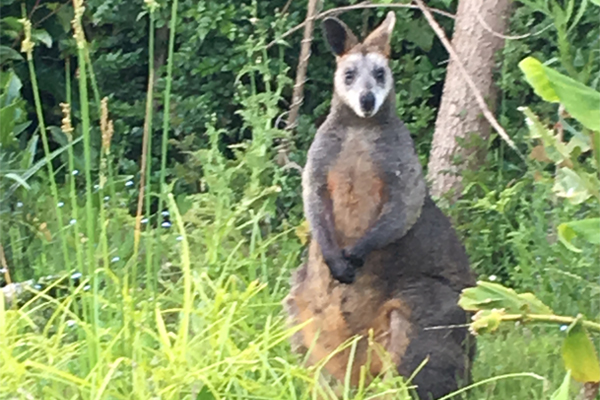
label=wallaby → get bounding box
[284,12,476,399]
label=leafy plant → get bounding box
[519,56,600,251]
[459,55,600,397]
[460,281,600,392]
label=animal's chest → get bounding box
[327,135,386,245]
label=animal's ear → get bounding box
[363,11,396,57]
[322,17,359,56]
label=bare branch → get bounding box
[413,0,526,162]
[266,2,455,50]
[287,0,321,130]
[281,0,294,15]
[475,9,553,40]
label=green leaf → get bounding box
[562,319,600,383]
[519,57,600,131]
[2,172,31,190]
[2,69,22,106]
[459,281,553,315]
[545,67,600,132]
[519,57,559,102]
[470,309,505,335]
[0,45,24,64]
[20,133,38,170]
[568,0,588,33]
[520,107,572,164]
[552,167,593,204]
[3,136,83,201]
[31,29,52,48]
[558,218,600,252]
[591,0,600,6]
[550,371,571,400]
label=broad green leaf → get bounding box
[459,281,553,314]
[545,67,600,132]
[519,57,600,131]
[0,45,24,64]
[550,371,571,400]
[519,57,559,102]
[592,0,600,6]
[565,134,590,154]
[31,29,52,48]
[1,17,23,32]
[2,69,22,106]
[558,218,600,252]
[562,319,600,383]
[552,167,592,204]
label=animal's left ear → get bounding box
[363,11,396,57]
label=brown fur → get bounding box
[287,251,412,385]
[327,134,386,246]
[287,130,413,385]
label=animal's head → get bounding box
[322,11,396,118]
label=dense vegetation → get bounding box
[0,0,598,399]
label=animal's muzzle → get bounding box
[360,92,375,115]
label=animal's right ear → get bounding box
[322,17,358,56]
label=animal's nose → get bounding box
[360,92,375,114]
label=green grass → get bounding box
[0,239,583,400]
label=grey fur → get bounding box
[303,87,426,283]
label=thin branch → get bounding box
[498,313,600,333]
[286,0,320,130]
[266,2,455,50]
[413,0,526,162]
[475,9,553,40]
[281,0,294,15]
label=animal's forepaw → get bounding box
[325,256,356,284]
[342,247,365,268]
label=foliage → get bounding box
[460,281,600,387]
[518,57,599,252]
[458,52,600,395]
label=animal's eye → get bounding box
[374,67,385,84]
[344,69,356,85]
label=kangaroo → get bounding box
[284,12,476,399]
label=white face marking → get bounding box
[334,53,393,118]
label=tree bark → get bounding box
[287,0,320,130]
[426,0,511,202]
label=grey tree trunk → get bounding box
[426,0,511,201]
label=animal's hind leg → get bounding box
[399,330,471,400]
[386,308,412,366]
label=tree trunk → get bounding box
[426,0,511,202]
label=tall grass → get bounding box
[21,13,71,276]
